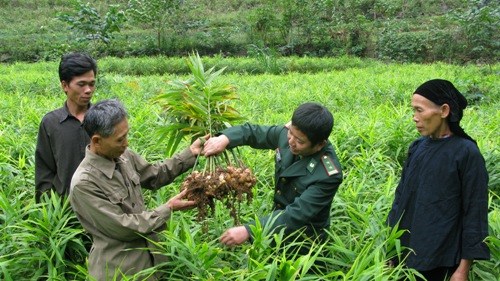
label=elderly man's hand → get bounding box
[166,188,196,211]
[190,134,210,156]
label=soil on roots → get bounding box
[182,165,256,228]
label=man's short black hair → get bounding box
[58,52,97,83]
[291,102,333,146]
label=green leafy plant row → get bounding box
[0,57,498,280]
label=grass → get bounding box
[0,56,498,280]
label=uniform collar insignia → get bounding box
[307,158,317,173]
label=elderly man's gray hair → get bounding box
[83,99,128,137]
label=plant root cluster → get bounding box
[182,165,256,226]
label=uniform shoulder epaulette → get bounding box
[321,154,339,176]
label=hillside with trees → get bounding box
[0,0,498,64]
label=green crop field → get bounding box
[0,56,498,280]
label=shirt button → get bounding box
[276,190,281,195]
[280,178,286,183]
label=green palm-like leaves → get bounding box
[154,52,244,156]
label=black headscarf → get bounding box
[414,79,476,144]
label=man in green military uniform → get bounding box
[203,102,343,246]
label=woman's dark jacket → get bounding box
[388,136,490,270]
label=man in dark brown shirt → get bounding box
[35,52,97,202]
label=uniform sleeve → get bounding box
[129,148,196,190]
[248,179,341,238]
[460,145,490,260]
[35,120,56,202]
[222,123,284,149]
[70,180,171,242]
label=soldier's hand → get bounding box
[203,135,230,156]
[219,226,249,246]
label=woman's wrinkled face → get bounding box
[411,94,449,138]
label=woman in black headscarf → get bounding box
[387,79,490,280]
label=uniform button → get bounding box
[280,178,286,183]
[276,190,281,195]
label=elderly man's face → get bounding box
[96,118,129,160]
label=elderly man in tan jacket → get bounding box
[70,99,202,280]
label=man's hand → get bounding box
[190,134,210,156]
[219,226,249,246]
[166,188,197,211]
[203,135,230,156]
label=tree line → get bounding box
[0,0,498,63]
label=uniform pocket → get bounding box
[287,181,306,201]
[105,187,129,204]
[129,173,141,187]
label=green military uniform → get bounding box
[222,123,343,239]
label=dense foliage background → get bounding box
[0,0,498,63]
[0,56,498,280]
[0,0,498,279]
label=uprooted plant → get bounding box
[154,52,256,229]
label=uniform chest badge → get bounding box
[321,155,339,176]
